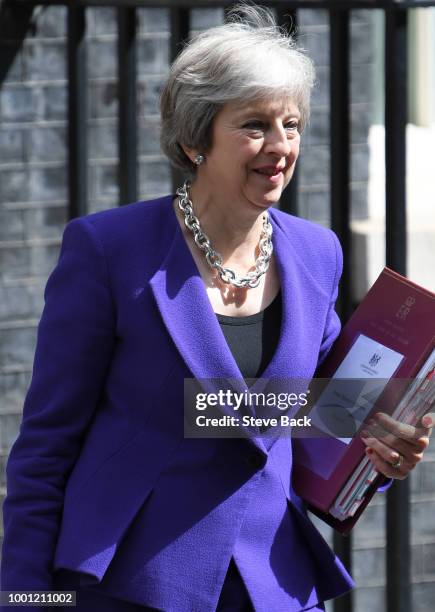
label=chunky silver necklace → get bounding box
[176,180,273,289]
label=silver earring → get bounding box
[194,154,205,166]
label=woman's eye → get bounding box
[242,120,299,134]
[243,121,264,130]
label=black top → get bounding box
[216,292,282,379]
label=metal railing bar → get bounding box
[169,7,189,76]
[384,7,410,612]
[330,7,352,322]
[118,6,138,204]
[170,6,190,193]
[387,482,412,611]
[11,1,435,10]
[276,6,298,37]
[330,11,353,612]
[385,8,407,276]
[67,4,88,219]
[276,7,299,217]
[0,0,36,87]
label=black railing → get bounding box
[1,2,435,612]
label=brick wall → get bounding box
[1,6,434,611]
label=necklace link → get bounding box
[177,180,273,289]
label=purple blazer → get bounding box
[1,195,354,611]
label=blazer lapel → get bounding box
[248,211,326,451]
[149,198,243,382]
[149,198,267,454]
[263,209,333,378]
[257,212,299,380]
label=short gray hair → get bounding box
[160,3,315,176]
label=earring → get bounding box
[194,154,205,166]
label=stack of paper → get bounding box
[330,348,435,520]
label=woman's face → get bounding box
[200,97,301,213]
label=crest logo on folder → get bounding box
[369,354,381,367]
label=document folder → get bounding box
[292,267,435,534]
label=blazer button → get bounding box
[245,452,265,470]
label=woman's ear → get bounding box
[179,144,196,165]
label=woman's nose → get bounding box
[263,127,293,157]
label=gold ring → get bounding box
[390,453,404,469]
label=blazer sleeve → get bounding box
[316,229,343,368]
[1,217,116,593]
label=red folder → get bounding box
[292,267,435,534]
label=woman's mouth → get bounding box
[252,167,284,183]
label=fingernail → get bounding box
[366,448,373,455]
[422,415,433,427]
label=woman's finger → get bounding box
[360,435,423,468]
[368,412,432,448]
[365,447,408,480]
[421,412,434,435]
[360,425,430,455]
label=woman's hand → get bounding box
[360,412,434,480]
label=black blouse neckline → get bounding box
[216,291,281,326]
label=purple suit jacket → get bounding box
[1,195,354,611]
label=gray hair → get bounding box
[160,3,316,177]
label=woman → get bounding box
[1,5,433,612]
